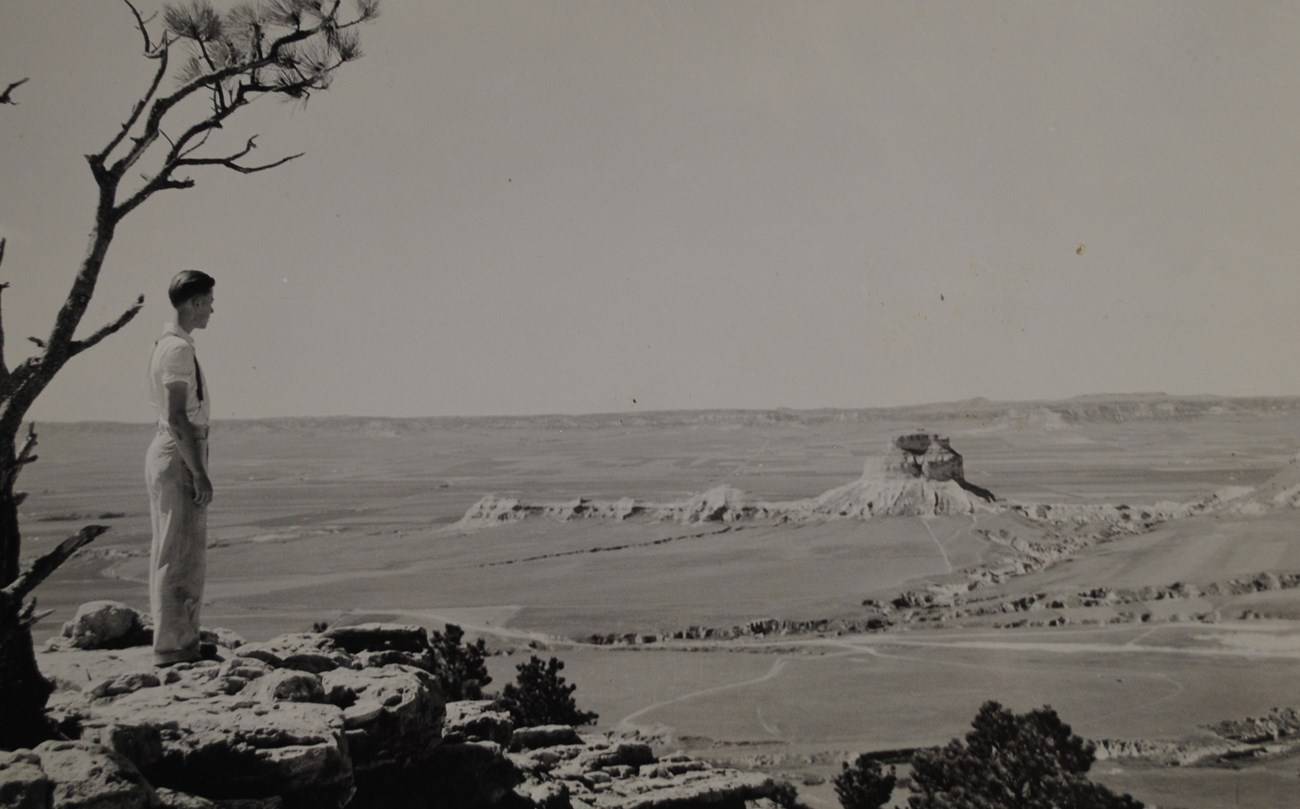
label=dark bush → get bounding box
[908,701,1144,809]
[430,623,492,701]
[771,780,813,809]
[833,754,895,809]
[494,655,597,728]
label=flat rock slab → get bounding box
[0,741,158,809]
[80,690,353,802]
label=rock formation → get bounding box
[460,433,998,527]
[10,603,783,809]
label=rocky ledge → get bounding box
[4,602,781,809]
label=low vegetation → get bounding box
[430,623,492,701]
[834,701,1144,809]
[832,754,896,809]
[494,655,599,728]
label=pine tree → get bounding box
[495,655,598,728]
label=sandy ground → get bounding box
[20,406,1300,808]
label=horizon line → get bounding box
[29,391,1300,427]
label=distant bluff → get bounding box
[812,432,998,518]
[461,433,999,526]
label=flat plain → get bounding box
[21,397,1300,808]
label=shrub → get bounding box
[771,781,813,809]
[494,655,598,727]
[430,623,492,701]
[833,754,895,809]
[908,701,1144,809]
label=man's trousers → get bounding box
[145,431,207,665]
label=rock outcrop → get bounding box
[23,605,785,809]
[460,433,999,527]
[1095,706,1300,767]
[0,740,158,809]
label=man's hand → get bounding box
[194,473,214,506]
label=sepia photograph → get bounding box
[1,2,1298,807]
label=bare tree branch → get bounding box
[0,426,37,493]
[94,37,170,171]
[18,601,54,631]
[121,0,162,56]
[26,337,45,349]
[1,525,109,603]
[0,78,29,106]
[114,175,194,221]
[68,295,145,358]
[176,136,305,174]
[0,238,8,378]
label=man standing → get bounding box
[145,270,215,666]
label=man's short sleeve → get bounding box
[156,340,194,388]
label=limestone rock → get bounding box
[62,601,148,650]
[234,634,355,674]
[248,669,326,703]
[444,700,514,746]
[319,665,445,772]
[507,731,781,809]
[517,780,571,809]
[34,740,158,809]
[88,671,161,701]
[154,788,284,808]
[0,750,50,809]
[571,741,655,771]
[510,724,584,752]
[81,692,353,803]
[609,770,777,808]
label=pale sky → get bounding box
[2,1,1298,422]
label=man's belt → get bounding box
[158,423,210,439]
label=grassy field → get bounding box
[21,400,1300,808]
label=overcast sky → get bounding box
[2,1,1298,422]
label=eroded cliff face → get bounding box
[460,434,999,526]
[459,438,1300,529]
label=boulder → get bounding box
[81,692,353,804]
[248,669,326,704]
[318,665,445,771]
[34,740,158,809]
[0,750,50,809]
[444,700,514,745]
[62,601,148,650]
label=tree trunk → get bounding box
[0,447,57,751]
[0,447,19,587]
[1,495,19,589]
[0,593,55,750]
